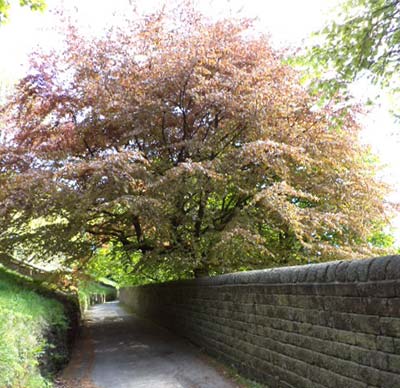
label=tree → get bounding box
[0,4,392,280]
[308,0,400,100]
[0,0,46,24]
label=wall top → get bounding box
[151,255,400,287]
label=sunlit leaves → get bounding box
[0,0,46,24]
[0,2,393,279]
[305,0,400,102]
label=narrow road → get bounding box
[62,301,239,388]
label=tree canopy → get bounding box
[308,0,400,100]
[0,4,392,281]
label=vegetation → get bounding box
[0,0,46,24]
[86,242,178,285]
[77,279,116,312]
[307,0,400,105]
[0,3,393,283]
[203,353,264,388]
[0,266,68,388]
[0,2,395,387]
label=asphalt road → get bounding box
[62,301,238,388]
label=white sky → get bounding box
[1,0,336,77]
[1,0,400,242]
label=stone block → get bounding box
[368,256,391,281]
[386,256,400,280]
[335,260,350,283]
[326,261,341,282]
[380,317,400,338]
[376,336,395,353]
[387,354,400,373]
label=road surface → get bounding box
[62,301,239,388]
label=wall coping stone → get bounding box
[142,256,400,288]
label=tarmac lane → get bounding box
[61,301,239,388]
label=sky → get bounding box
[1,0,337,78]
[1,0,400,242]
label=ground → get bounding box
[60,301,241,388]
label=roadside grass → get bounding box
[0,267,68,388]
[197,349,266,388]
[213,362,266,388]
[226,369,266,388]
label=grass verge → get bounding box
[0,267,70,388]
[198,351,266,388]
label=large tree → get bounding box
[0,5,391,279]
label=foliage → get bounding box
[0,0,46,24]
[0,266,67,388]
[87,242,183,285]
[0,3,393,279]
[77,279,116,312]
[306,0,400,101]
[367,224,396,248]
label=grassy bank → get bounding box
[0,267,72,388]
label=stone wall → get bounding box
[120,256,400,388]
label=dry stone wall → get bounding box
[120,256,400,387]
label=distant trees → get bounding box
[0,4,392,279]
